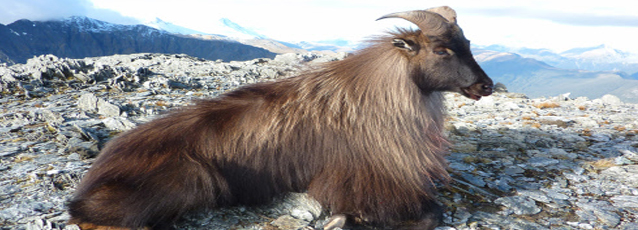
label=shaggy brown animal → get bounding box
[68,6,493,230]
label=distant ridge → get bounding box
[474,48,638,103]
[0,16,275,64]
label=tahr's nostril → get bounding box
[482,84,493,90]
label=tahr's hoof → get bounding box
[322,214,347,230]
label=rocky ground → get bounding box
[1,53,637,230]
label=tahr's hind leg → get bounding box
[395,199,443,230]
[69,221,151,230]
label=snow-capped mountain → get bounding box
[474,48,638,103]
[144,18,205,35]
[219,18,268,39]
[480,44,638,77]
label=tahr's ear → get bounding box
[392,38,417,52]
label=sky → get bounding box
[1,0,637,53]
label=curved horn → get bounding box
[426,6,457,23]
[377,6,457,35]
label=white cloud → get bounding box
[0,0,138,25]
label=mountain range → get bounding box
[1,16,637,103]
[480,44,638,78]
[473,49,638,103]
[0,16,275,65]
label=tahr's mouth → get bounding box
[460,83,493,101]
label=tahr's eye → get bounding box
[433,48,450,56]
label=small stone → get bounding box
[503,165,524,175]
[474,96,495,107]
[540,188,570,200]
[573,117,598,128]
[103,117,136,131]
[34,109,65,125]
[537,116,572,128]
[493,82,508,93]
[448,162,475,171]
[501,101,519,110]
[528,157,560,167]
[460,172,486,187]
[290,208,315,222]
[494,196,541,215]
[548,148,578,159]
[517,190,551,203]
[488,178,513,193]
[270,215,309,230]
[600,94,622,105]
[564,173,589,183]
[450,122,477,136]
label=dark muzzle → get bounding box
[461,82,493,101]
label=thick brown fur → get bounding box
[69,12,493,230]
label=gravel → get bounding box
[1,53,638,230]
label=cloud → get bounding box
[0,0,139,25]
[464,7,638,28]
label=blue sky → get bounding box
[1,0,637,53]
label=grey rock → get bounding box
[600,94,622,105]
[449,122,477,136]
[469,211,549,230]
[548,148,578,159]
[527,156,560,167]
[460,172,486,187]
[488,177,514,193]
[517,190,552,203]
[3,52,638,229]
[77,93,98,112]
[31,109,65,125]
[576,200,621,227]
[537,116,573,128]
[493,82,508,93]
[500,101,520,110]
[600,166,638,186]
[573,117,598,128]
[610,195,638,208]
[448,162,475,171]
[503,165,525,175]
[618,222,638,230]
[539,188,570,200]
[102,117,136,131]
[270,215,309,230]
[0,146,21,157]
[473,96,495,108]
[97,99,120,117]
[494,196,541,215]
[564,172,589,183]
[619,149,638,162]
[273,53,306,65]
